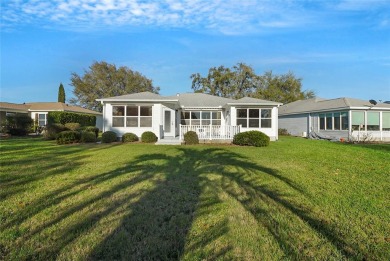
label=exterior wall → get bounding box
[279,113,309,137]
[103,103,157,138]
[230,106,279,141]
[281,110,390,142]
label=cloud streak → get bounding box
[1,0,389,34]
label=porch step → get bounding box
[155,137,182,145]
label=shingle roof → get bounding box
[98,92,279,107]
[166,93,235,107]
[279,97,390,115]
[0,102,30,112]
[229,97,282,105]
[97,91,174,101]
[0,102,101,115]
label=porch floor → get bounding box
[155,136,181,145]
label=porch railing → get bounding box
[179,124,241,140]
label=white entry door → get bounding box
[163,109,175,137]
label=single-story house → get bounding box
[96,92,282,143]
[279,97,390,141]
[0,102,103,130]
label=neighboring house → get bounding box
[279,97,390,141]
[0,102,103,130]
[97,92,282,142]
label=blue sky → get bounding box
[1,0,390,104]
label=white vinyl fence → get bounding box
[179,125,241,140]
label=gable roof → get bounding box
[166,93,235,108]
[0,102,101,115]
[0,102,30,112]
[96,92,177,102]
[98,92,280,108]
[280,97,390,115]
[228,97,282,106]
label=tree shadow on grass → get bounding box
[1,145,373,260]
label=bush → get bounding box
[122,133,139,143]
[184,131,199,145]
[43,123,68,140]
[141,131,157,143]
[80,131,96,143]
[65,122,81,131]
[4,114,33,136]
[278,128,290,136]
[84,126,99,138]
[47,111,96,126]
[233,131,270,147]
[56,131,81,145]
[102,131,118,143]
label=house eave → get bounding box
[96,98,179,103]
[279,105,390,116]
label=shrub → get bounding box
[80,131,96,143]
[4,114,33,136]
[278,128,290,136]
[233,131,270,147]
[122,133,139,143]
[47,111,96,126]
[84,126,99,138]
[65,122,81,131]
[43,123,68,140]
[56,131,81,145]
[184,131,199,145]
[141,131,157,143]
[102,131,118,143]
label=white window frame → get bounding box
[112,105,152,128]
[236,108,272,128]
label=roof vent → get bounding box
[176,93,180,96]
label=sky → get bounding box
[1,0,390,104]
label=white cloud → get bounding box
[1,0,389,34]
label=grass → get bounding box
[0,136,389,260]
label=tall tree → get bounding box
[70,61,160,112]
[57,83,66,103]
[191,63,315,103]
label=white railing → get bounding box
[179,124,241,140]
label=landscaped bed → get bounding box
[0,137,389,260]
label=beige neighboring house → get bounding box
[0,102,102,130]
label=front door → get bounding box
[163,109,175,137]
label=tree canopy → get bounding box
[70,61,160,112]
[191,63,315,103]
[58,83,66,103]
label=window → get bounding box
[112,105,152,127]
[367,112,379,131]
[38,113,47,126]
[334,113,340,130]
[351,111,365,130]
[383,112,390,131]
[326,113,333,130]
[341,112,349,130]
[319,112,348,130]
[181,111,221,126]
[319,114,325,130]
[236,108,272,128]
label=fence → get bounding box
[179,125,241,140]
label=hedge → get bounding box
[141,131,157,143]
[184,131,199,145]
[122,133,139,142]
[233,131,270,147]
[47,111,96,127]
[102,131,118,143]
[56,131,81,145]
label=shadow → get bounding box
[1,142,374,260]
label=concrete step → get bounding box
[155,137,182,145]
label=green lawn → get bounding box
[0,137,389,260]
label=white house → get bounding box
[279,97,390,141]
[0,102,103,130]
[97,92,282,143]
